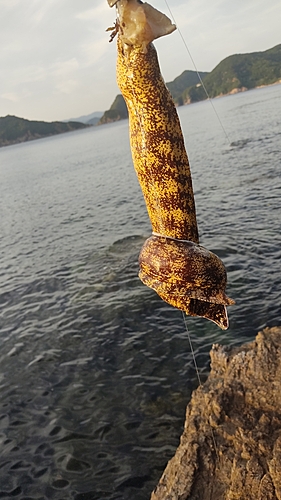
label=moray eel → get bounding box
[107,0,234,329]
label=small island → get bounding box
[0,115,90,148]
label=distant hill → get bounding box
[0,115,90,148]
[87,116,102,126]
[184,43,281,103]
[66,111,103,124]
[166,70,209,105]
[3,44,280,142]
[98,94,128,124]
[98,70,208,124]
[99,43,281,124]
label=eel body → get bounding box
[107,0,234,329]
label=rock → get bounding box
[151,326,281,500]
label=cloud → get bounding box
[0,0,21,8]
[51,58,80,94]
[55,80,79,95]
[1,92,19,102]
[52,58,79,77]
[76,2,109,21]
[1,0,280,121]
[26,0,59,25]
[79,38,111,68]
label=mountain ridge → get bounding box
[183,43,281,103]
[0,115,90,148]
[65,111,103,125]
[98,69,209,124]
[98,43,281,124]
[1,44,280,146]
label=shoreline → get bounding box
[183,78,281,104]
[1,80,280,146]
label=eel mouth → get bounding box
[139,236,235,330]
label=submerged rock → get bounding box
[151,326,281,500]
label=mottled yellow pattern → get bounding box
[117,39,199,242]
[139,236,234,329]
[112,4,234,329]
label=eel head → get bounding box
[139,236,235,330]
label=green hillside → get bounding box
[0,115,90,147]
[167,70,209,105]
[99,43,281,122]
[98,70,208,124]
[184,43,281,103]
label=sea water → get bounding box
[0,84,280,499]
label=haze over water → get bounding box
[0,84,280,499]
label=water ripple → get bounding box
[0,84,281,499]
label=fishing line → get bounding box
[182,311,220,463]
[162,0,225,460]
[182,311,202,388]
[163,0,231,145]
[113,1,221,463]
[159,1,225,463]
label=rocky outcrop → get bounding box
[151,326,281,500]
[98,94,128,124]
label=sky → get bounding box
[0,0,280,122]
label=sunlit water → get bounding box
[0,84,280,499]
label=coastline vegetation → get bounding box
[183,43,281,103]
[0,115,89,148]
[1,44,280,145]
[99,43,281,123]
